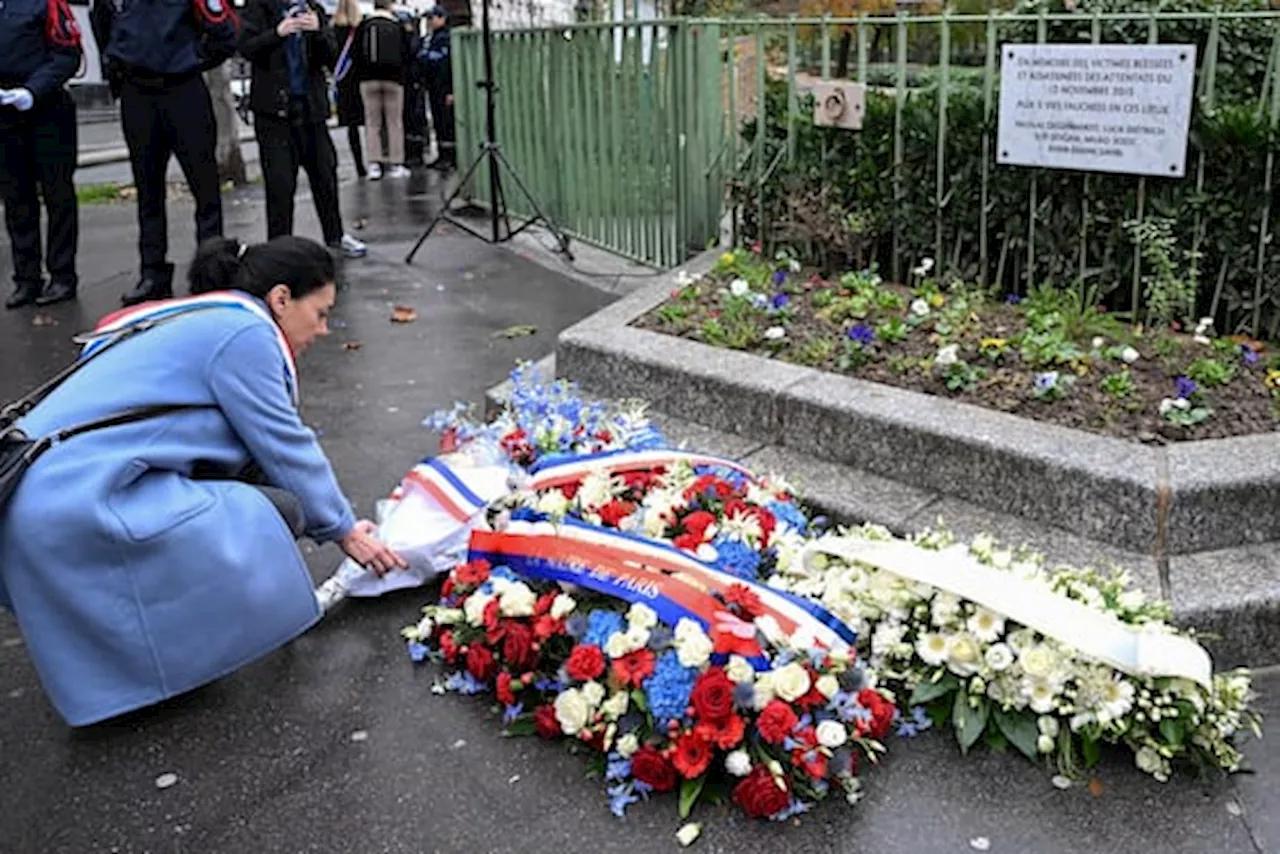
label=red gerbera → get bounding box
[695,714,746,750]
[565,644,606,682]
[611,649,656,688]
[671,731,713,779]
[756,699,799,745]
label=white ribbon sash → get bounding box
[801,536,1213,689]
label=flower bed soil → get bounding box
[631,251,1280,444]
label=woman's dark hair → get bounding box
[187,236,336,300]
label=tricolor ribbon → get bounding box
[403,457,496,524]
[81,292,299,406]
[528,449,758,492]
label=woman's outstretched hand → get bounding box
[339,520,407,576]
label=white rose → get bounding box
[616,732,640,758]
[601,691,630,721]
[627,602,659,630]
[947,633,983,677]
[1019,644,1057,679]
[554,689,590,735]
[772,662,812,702]
[984,643,1015,672]
[581,680,606,708]
[816,674,840,699]
[917,633,949,667]
[725,655,756,684]
[725,749,753,777]
[536,490,571,517]
[816,719,849,749]
[463,592,493,627]
[499,582,537,618]
[550,593,577,620]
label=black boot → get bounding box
[121,264,175,307]
[4,280,42,310]
[35,279,77,307]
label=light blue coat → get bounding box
[0,303,356,726]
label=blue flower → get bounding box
[607,782,639,818]
[564,613,588,640]
[1241,345,1259,366]
[643,650,698,726]
[407,641,429,663]
[847,324,876,347]
[647,624,674,651]
[771,292,790,310]
[503,702,524,725]
[712,535,762,580]
[732,682,756,709]
[896,705,932,738]
[771,799,812,821]
[584,610,626,648]
[606,755,633,782]
[1175,375,1198,399]
[772,269,787,286]
[446,672,488,695]
[767,500,809,534]
[1005,293,1022,305]
[534,677,565,693]
[1034,372,1059,392]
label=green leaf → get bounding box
[631,690,648,713]
[503,718,537,738]
[953,691,989,755]
[993,707,1041,761]
[909,673,960,706]
[1081,735,1101,769]
[1160,718,1185,747]
[493,325,538,339]
[678,776,706,819]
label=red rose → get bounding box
[756,699,799,745]
[611,649,656,688]
[565,644,606,682]
[501,623,538,672]
[695,713,746,750]
[438,630,458,664]
[534,704,561,740]
[690,667,736,722]
[859,689,897,740]
[597,499,637,529]
[732,766,791,819]
[630,746,678,792]
[465,645,497,683]
[672,731,713,779]
[496,671,516,706]
[455,560,491,587]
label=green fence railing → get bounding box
[453,11,1280,334]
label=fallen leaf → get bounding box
[390,305,418,323]
[342,341,363,351]
[1226,801,1244,817]
[1051,775,1074,790]
[31,314,56,327]
[493,325,537,339]
[676,823,701,847]
[1087,779,1105,797]
[154,773,179,790]
[451,739,467,750]
[969,837,990,851]
[508,774,521,785]
[350,730,369,743]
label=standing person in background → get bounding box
[332,0,367,179]
[238,0,367,258]
[353,0,412,180]
[90,0,239,306]
[422,6,454,172]
[0,0,83,309]
[400,11,427,168]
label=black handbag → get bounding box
[0,312,216,514]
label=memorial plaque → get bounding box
[996,44,1197,178]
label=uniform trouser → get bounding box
[359,80,404,166]
[120,75,224,274]
[427,86,455,165]
[255,113,344,245]
[404,82,427,165]
[0,91,78,288]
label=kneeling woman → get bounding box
[0,236,405,726]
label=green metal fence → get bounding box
[454,12,1280,333]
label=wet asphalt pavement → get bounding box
[0,138,1277,854]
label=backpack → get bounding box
[361,17,404,78]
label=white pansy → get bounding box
[917,633,950,667]
[616,732,640,758]
[764,326,786,341]
[729,278,751,297]
[1121,346,1140,364]
[674,618,714,668]
[966,608,1006,643]
[725,655,756,684]
[772,662,812,702]
[984,642,1015,672]
[627,603,658,630]
[550,593,577,620]
[910,298,931,317]
[555,689,590,735]
[581,680,606,708]
[725,749,753,777]
[947,633,983,677]
[463,592,493,626]
[816,674,840,699]
[934,344,960,368]
[816,719,849,749]
[601,691,630,721]
[499,582,538,618]
[536,489,572,517]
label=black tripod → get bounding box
[404,0,573,264]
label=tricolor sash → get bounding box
[80,292,299,406]
[528,449,758,492]
[469,518,857,665]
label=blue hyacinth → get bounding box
[767,500,809,534]
[643,650,698,726]
[583,610,626,648]
[712,535,762,580]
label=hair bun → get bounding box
[188,237,247,295]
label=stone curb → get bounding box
[554,251,1280,558]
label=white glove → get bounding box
[0,89,34,111]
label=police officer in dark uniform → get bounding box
[421,6,453,171]
[90,0,239,305]
[0,0,83,309]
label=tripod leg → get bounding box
[405,146,489,264]
[493,147,573,259]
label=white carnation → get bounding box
[499,582,537,618]
[535,490,571,517]
[816,719,849,749]
[463,592,493,627]
[725,749,753,777]
[673,619,714,669]
[627,603,659,630]
[550,593,577,620]
[601,691,630,721]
